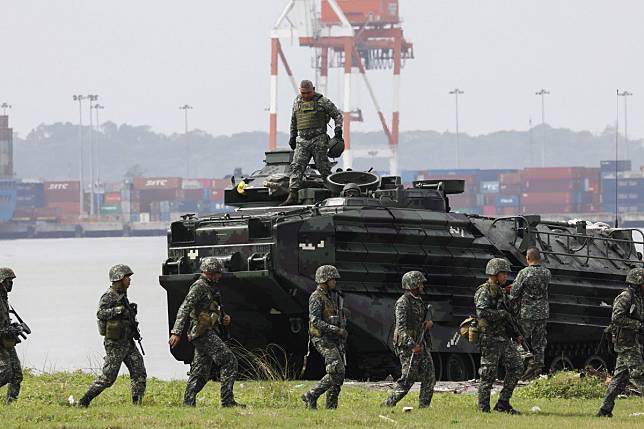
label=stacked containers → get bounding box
[16,181,44,209]
[600,160,633,213]
[497,172,522,216]
[43,181,80,217]
[133,177,182,221]
[520,167,600,214]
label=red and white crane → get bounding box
[269,0,413,174]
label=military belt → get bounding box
[297,128,327,140]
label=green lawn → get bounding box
[1,372,642,428]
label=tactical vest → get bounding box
[393,294,425,347]
[295,99,328,131]
[309,290,338,338]
[477,282,507,337]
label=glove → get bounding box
[335,327,348,339]
[114,306,128,317]
[334,127,343,140]
[129,303,138,315]
[289,135,297,150]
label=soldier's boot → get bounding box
[280,190,299,206]
[493,400,521,415]
[478,392,491,413]
[6,383,20,403]
[132,395,143,405]
[596,407,613,418]
[301,391,318,410]
[419,393,433,409]
[325,385,341,409]
[222,400,246,408]
[77,392,96,408]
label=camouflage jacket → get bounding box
[610,286,643,350]
[0,290,10,337]
[392,292,427,349]
[96,286,136,340]
[171,275,223,341]
[509,265,551,320]
[290,93,343,138]
[308,286,343,339]
[474,281,509,339]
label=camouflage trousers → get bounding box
[599,346,644,414]
[289,134,332,190]
[478,336,524,409]
[519,319,547,367]
[385,344,436,407]
[84,339,147,401]
[0,346,23,402]
[307,337,345,409]
[184,329,238,407]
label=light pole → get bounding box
[73,94,86,217]
[87,94,98,217]
[617,90,632,161]
[535,89,550,167]
[179,104,193,178]
[0,103,11,115]
[449,89,464,168]
[94,103,104,216]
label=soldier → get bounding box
[475,258,524,414]
[383,271,436,408]
[509,247,551,379]
[0,268,23,403]
[78,264,146,407]
[341,183,361,198]
[302,265,346,409]
[281,80,343,206]
[169,257,243,408]
[596,267,644,417]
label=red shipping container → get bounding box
[499,172,522,185]
[482,205,497,216]
[321,0,399,25]
[138,189,181,203]
[498,207,517,216]
[522,167,587,181]
[133,177,182,190]
[448,194,477,208]
[209,190,223,201]
[47,201,81,215]
[183,188,204,202]
[499,183,522,195]
[521,204,575,214]
[104,192,121,204]
[521,192,575,206]
[197,178,214,189]
[212,178,231,190]
[523,179,582,192]
[44,181,81,203]
[483,194,497,206]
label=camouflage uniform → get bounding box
[0,268,22,403]
[289,93,343,191]
[509,265,551,369]
[475,266,524,412]
[80,267,147,406]
[172,273,238,407]
[597,268,644,417]
[303,265,346,409]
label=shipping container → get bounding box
[43,181,80,203]
[600,160,631,172]
[481,205,496,216]
[522,167,588,181]
[523,179,582,193]
[499,172,522,185]
[181,179,204,190]
[321,0,400,25]
[499,183,522,195]
[133,177,182,190]
[104,191,121,204]
[47,201,81,215]
[480,181,500,193]
[496,195,520,207]
[182,188,204,201]
[522,192,578,206]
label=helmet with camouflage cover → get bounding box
[200,257,224,274]
[109,264,133,282]
[315,265,341,284]
[485,258,511,276]
[0,267,16,282]
[402,271,427,290]
[626,267,644,286]
[341,183,361,197]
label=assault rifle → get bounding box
[403,304,433,382]
[498,294,533,356]
[215,290,231,341]
[334,290,347,366]
[123,298,145,355]
[9,305,31,343]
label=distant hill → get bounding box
[14,122,644,180]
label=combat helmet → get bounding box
[485,258,511,276]
[328,137,345,158]
[200,257,224,274]
[109,264,133,282]
[0,267,16,283]
[315,265,341,284]
[402,271,427,290]
[341,183,361,197]
[626,267,644,286]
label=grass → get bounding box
[0,371,643,428]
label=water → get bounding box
[0,236,186,380]
[1,232,642,380]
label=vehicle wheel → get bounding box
[549,355,574,373]
[584,355,608,372]
[444,353,476,381]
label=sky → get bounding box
[1,0,644,140]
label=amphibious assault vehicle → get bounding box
[160,150,644,380]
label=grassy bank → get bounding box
[1,371,642,428]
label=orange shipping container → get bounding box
[133,177,182,190]
[104,192,121,204]
[43,181,80,203]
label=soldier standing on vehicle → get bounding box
[509,247,551,379]
[383,271,436,408]
[475,258,524,414]
[169,257,243,408]
[78,264,147,407]
[596,267,644,417]
[0,268,23,403]
[302,265,346,409]
[281,80,343,206]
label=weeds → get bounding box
[517,370,606,399]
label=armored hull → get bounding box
[160,150,643,380]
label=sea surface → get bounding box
[1,232,642,380]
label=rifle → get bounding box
[123,298,145,355]
[498,293,533,357]
[335,291,347,366]
[9,305,31,342]
[403,303,432,382]
[215,290,231,341]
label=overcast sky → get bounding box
[2,0,644,140]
